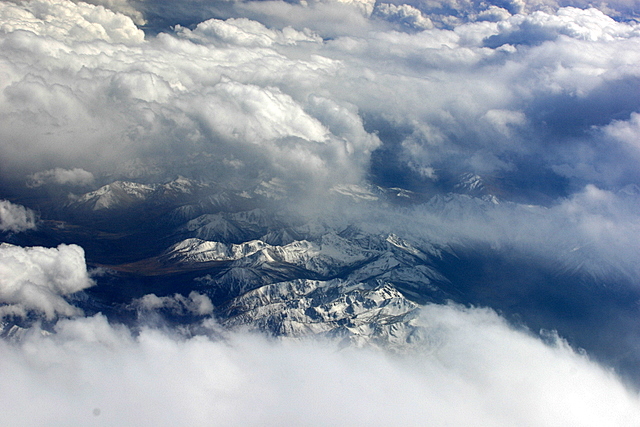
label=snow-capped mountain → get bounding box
[174,209,284,243]
[66,177,205,212]
[69,181,156,211]
[454,173,487,195]
[6,175,640,383]
[221,278,422,346]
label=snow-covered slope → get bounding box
[222,278,423,347]
[162,232,375,277]
[67,177,205,212]
[70,181,155,211]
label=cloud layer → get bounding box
[0,0,380,195]
[351,184,640,281]
[0,0,638,213]
[1,1,637,194]
[0,305,638,426]
[0,239,636,426]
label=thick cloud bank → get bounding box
[0,243,93,319]
[1,0,638,200]
[0,306,638,426]
[0,0,379,195]
[0,237,637,425]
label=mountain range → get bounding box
[3,173,640,383]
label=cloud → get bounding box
[352,183,640,281]
[0,0,638,283]
[1,0,638,203]
[336,7,640,191]
[373,3,434,30]
[0,0,381,195]
[176,17,321,47]
[0,200,37,232]
[483,109,527,137]
[484,7,639,48]
[77,0,146,25]
[605,112,640,150]
[0,243,94,319]
[26,167,95,188]
[1,0,639,305]
[477,5,513,22]
[0,0,144,44]
[133,291,214,316]
[0,304,639,426]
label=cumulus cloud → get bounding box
[0,0,638,281]
[0,0,381,195]
[592,113,640,184]
[483,109,527,137]
[0,243,94,319]
[336,7,640,192]
[0,200,36,232]
[605,112,640,150]
[134,291,214,316]
[26,167,95,188]
[1,0,638,203]
[0,0,144,44]
[485,7,640,47]
[373,3,434,30]
[77,0,146,25]
[176,17,321,47]
[1,0,639,310]
[0,304,638,426]
[477,5,512,22]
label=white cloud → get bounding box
[0,0,382,193]
[1,0,638,273]
[76,0,146,25]
[373,3,434,30]
[477,6,512,22]
[0,243,94,319]
[228,0,375,38]
[337,182,640,284]
[0,200,36,232]
[486,7,640,47]
[0,0,637,264]
[0,0,144,44]
[483,109,527,137]
[176,18,321,47]
[134,291,214,316]
[330,0,376,16]
[186,80,328,144]
[0,305,638,426]
[604,112,640,154]
[1,0,638,198]
[26,167,95,187]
